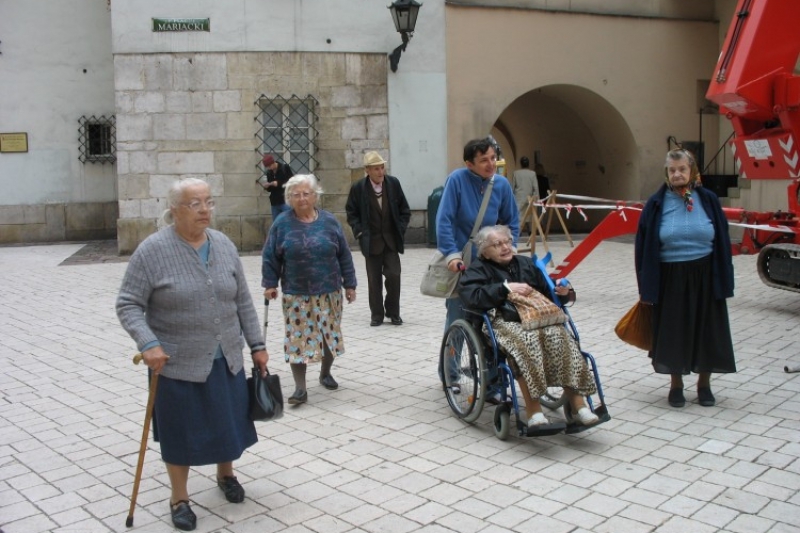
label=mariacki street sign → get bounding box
[152,18,210,32]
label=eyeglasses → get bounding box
[290,191,315,199]
[181,199,216,211]
[488,238,513,250]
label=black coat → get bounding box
[345,175,411,256]
[459,255,560,321]
[264,162,294,206]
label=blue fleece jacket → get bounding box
[435,167,519,264]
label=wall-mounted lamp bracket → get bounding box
[389,32,411,73]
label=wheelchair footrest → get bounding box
[517,419,567,437]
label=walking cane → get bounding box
[263,298,270,341]
[126,353,159,528]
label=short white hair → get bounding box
[475,225,513,258]
[284,174,323,207]
[159,178,210,226]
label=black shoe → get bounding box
[389,316,403,326]
[288,389,307,405]
[217,475,245,503]
[170,500,197,531]
[370,318,383,326]
[668,388,686,408]
[697,387,716,407]
[320,375,338,390]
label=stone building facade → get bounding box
[114,51,409,253]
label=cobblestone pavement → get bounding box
[1,238,799,533]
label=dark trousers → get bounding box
[365,251,401,320]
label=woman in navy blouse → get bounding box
[262,174,357,405]
[635,149,735,408]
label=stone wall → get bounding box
[0,202,118,244]
[115,51,426,254]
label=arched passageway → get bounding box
[493,84,639,233]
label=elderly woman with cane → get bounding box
[117,178,268,531]
[262,174,357,405]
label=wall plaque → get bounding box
[0,133,28,153]
[152,18,210,32]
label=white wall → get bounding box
[110,0,448,208]
[0,0,116,205]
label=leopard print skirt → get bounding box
[486,311,597,398]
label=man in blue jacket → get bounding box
[346,152,411,326]
[437,138,520,330]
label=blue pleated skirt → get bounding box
[151,357,257,466]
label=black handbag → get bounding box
[247,367,284,421]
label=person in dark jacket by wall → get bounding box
[346,151,411,326]
[257,154,294,222]
[635,149,735,409]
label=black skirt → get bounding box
[650,255,736,375]
[151,357,257,466]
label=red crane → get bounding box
[549,0,800,293]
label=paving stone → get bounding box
[593,515,655,533]
[691,501,740,529]
[402,501,452,525]
[657,494,706,518]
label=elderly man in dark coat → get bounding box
[346,151,411,326]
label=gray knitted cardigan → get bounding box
[116,226,263,383]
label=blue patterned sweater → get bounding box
[261,209,357,294]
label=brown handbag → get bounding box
[614,301,653,351]
[507,290,568,330]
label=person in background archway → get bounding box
[635,148,735,408]
[534,163,550,199]
[511,156,539,233]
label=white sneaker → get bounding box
[527,412,550,427]
[573,407,599,426]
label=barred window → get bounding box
[78,115,116,164]
[255,95,319,174]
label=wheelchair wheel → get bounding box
[441,319,487,423]
[493,403,511,441]
[540,387,567,410]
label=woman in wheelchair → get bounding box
[459,225,600,429]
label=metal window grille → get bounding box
[255,95,319,174]
[78,115,116,164]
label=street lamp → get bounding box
[388,0,422,73]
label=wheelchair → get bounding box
[438,253,610,440]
